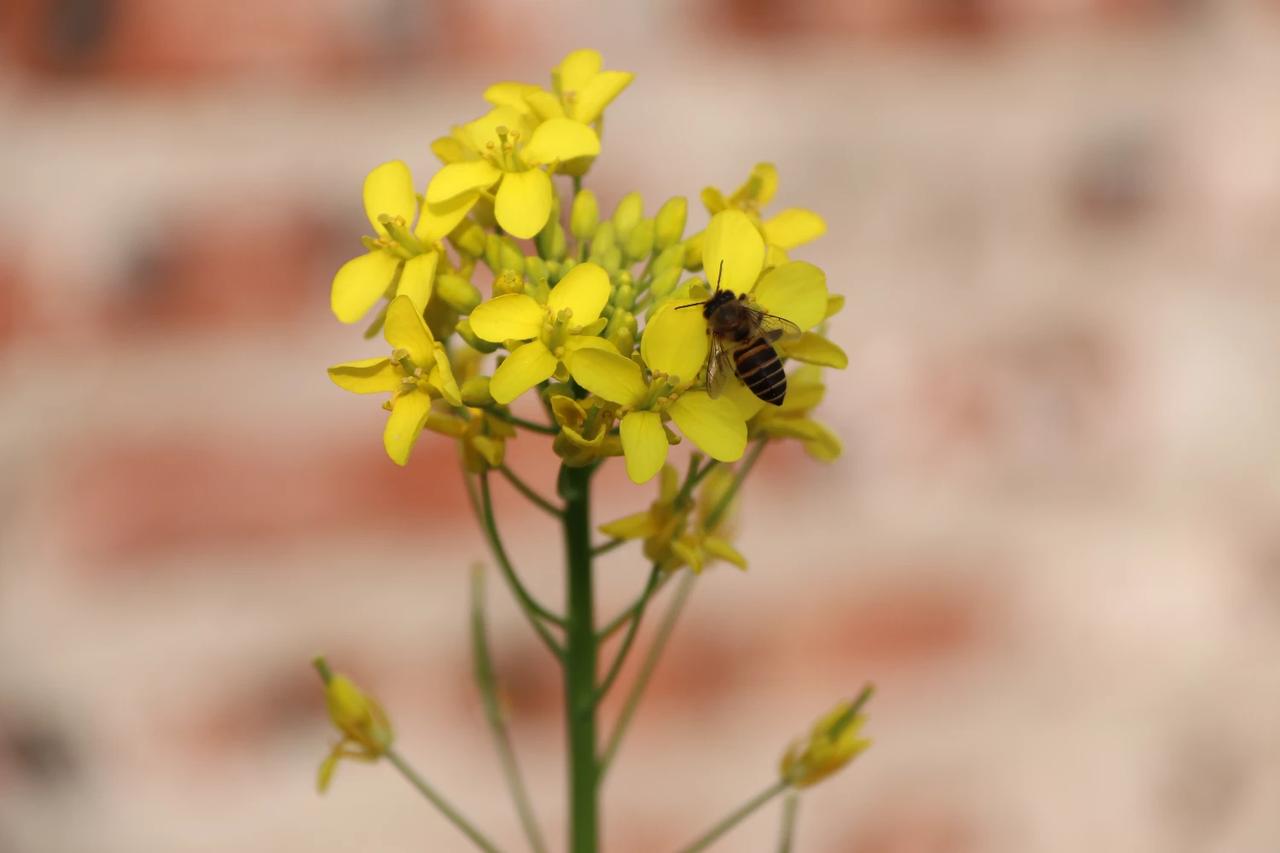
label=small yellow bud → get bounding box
[682,230,705,271]
[525,256,549,287]
[313,656,394,793]
[648,267,681,302]
[461,376,493,406]
[780,686,873,788]
[450,221,487,258]
[571,189,600,243]
[588,221,616,264]
[436,273,482,314]
[624,219,654,262]
[537,220,567,262]
[654,196,688,250]
[612,192,644,241]
[493,270,526,296]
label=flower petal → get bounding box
[752,261,828,331]
[469,293,545,342]
[395,251,437,314]
[724,379,767,420]
[331,250,400,324]
[703,536,748,569]
[328,357,401,394]
[567,348,646,406]
[425,161,501,205]
[384,389,431,466]
[522,118,600,166]
[557,48,603,94]
[703,209,765,295]
[464,106,530,153]
[599,510,658,541]
[484,81,538,110]
[383,294,433,365]
[763,208,827,249]
[495,169,553,239]
[416,192,478,242]
[573,70,634,124]
[547,261,610,322]
[430,346,462,406]
[731,162,779,207]
[620,411,668,484]
[777,331,847,368]
[525,89,567,121]
[490,341,558,404]
[641,300,708,385]
[363,160,417,236]
[564,335,617,357]
[668,391,746,462]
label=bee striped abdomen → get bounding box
[732,336,787,405]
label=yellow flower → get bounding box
[484,49,633,177]
[468,262,617,404]
[780,689,873,788]
[328,295,462,466]
[685,162,827,269]
[751,365,842,461]
[313,657,394,793]
[425,106,599,239]
[599,464,747,571]
[643,209,831,410]
[568,348,746,484]
[331,160,467,325]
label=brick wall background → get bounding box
[3,0,1280,851]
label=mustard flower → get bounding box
[751,364,842,461]
[599,464,747,572]
[328,295,462,466]
[685,162,827,269]
[313,657,394,793]
[780,692,872,788]
[567,348,746,484]
[549,393,622,467]
[643,208,831,408]
[468,262,616,404]
[425,106,599,240]
[331,160,467,325]
[484,49,633,177]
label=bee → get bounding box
[677,262,800,406]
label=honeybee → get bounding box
[677,262,800,406]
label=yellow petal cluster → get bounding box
[324,48,846,487]
[780,688,873,788]
[313,657,395,793]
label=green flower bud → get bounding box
[654,196,687,250]
[613,282,636,312]
[537,220,567,262]
[571,189,600,243]
[456,318,499,353]
[460,376,493,407]
[500,237,524,274]
[435,273,482,314]
[649,267,682,302]
[624,219,654,262]
[525,255,549,287]
[588,221,616,264]
[651,243,684,278]
[612,192,644,241]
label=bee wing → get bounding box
[704,337,735,399]
[755,311,803,344]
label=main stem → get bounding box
[559,463,597,853]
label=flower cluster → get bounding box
[328,48,847,493]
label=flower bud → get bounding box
[524,255,549,287]
[588,221,616,264]
[450,221,486,260]
[435,273,482,314]
[682,230,705,271]
[313,657,394,792]
[612,192,644,242]
[779,687,873,788]
[654,196,687,250]
[460,376,493,406]
[537,220,567,262]
[571,190,600,243]
[648,267,681,302]
[492,269,525,296]
[624,219,654,262]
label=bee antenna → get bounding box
[674,301,705,310]
[715,259,724,292]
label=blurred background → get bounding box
[3,0,1280,850]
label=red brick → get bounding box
[60,433,473,564]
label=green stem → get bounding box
[593,565,661,702]
[470,567,548,853]
[467,472,566,658]
[705,439,767,531]
[676,779,791,853]
[497,464,563,518]
[590,537,628,558]
[559,464,598,853]
[777,791,800,853]
[598,570,695,775]
[385,749,504,853]
[597,571,671,641]
[488,409,558,435]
